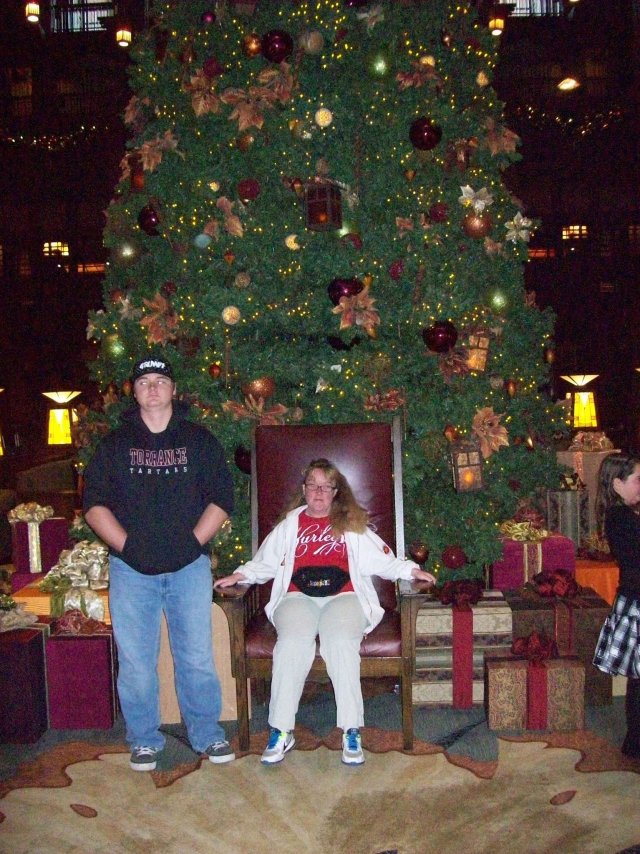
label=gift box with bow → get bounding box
[412,583,513,708]
[485,631,585,732]
[503,572,611,705]
[8,502,70,585]
[491,521,575,591]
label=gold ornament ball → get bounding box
[242,376,276,400]
[462,212,492,239]
[419,55,436,67]
[476,71,490,87]
[234,271,251,288]
[242,32,262,57]
[222,306,241,325]
[298,29,324,55]
[489,374,504,390]
[236,132,255,151]
[315,107,333,128]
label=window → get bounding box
[50,1,115,34]
[18,252,31,278]
[562,225,588,241]
[7,68,32,119]
[511,0,564,16]
[44,241,70,257]
[528,247,556,259]
[77,262,106,274]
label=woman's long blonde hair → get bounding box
[282,458,369,537]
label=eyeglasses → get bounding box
[304,482,336,493]
[136,378,172,388]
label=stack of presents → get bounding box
[413,433,621,733]
[0,502,116,744]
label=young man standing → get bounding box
[83,356,235,770]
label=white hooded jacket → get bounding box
[235,506,419,634]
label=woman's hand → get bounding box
[410,567,436,585]
[213,571,247,589]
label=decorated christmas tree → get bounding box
[78,0,567,581]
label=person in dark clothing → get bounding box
[593,453,640,759]
[83,355,235,771]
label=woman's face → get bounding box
[613,463,640,507]
[302,467,337,518]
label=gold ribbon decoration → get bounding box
[499,521,549,543]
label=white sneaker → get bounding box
[261,728,295,764]
[342,728,365,765]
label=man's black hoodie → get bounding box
[82,401,234,574]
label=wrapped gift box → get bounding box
[491,534,575,592]
[412,590,512,707]
[11,518,70,576]
[11,571,45,593]
[556,449,619,533]
[12,579,111,624]
[546,489,589,548]
[0,627,48,743]
[575,558,619,607]
[503,586,611,705]
[45,631,117,729]
[485,653,585,732]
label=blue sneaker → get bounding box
[261,728,295,764]
[342,728,364,765]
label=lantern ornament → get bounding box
[466,333,490,371]
[304,179,342,232]
[451,438,483,492]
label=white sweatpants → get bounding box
[268,592,368,733]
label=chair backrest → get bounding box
[251,419,405,611]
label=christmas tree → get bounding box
[79,0,566,580]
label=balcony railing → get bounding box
[48,1,116,34]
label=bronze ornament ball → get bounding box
[261,29,294,63]
[208,363,222,379]
[461,212,492,239]
[327,277,364,306]
[422,320,458,353]
[242,376,276,399]
[409,117,443,151]
[409,542,430,564]
[242,32,262,57]
[298,29,324,55]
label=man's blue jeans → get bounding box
[109,554,225,752]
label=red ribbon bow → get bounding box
[511,630,558,663]
[436,579,483,610]
[532,569,579,599]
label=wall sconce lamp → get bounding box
[42,391,81,445]
[450,438,484,492]
[25,3,40,24]
[557,74,581,92]
[561,374,598,429]
[304,179,342,232]
[488,4,514,37]
[116,23,133,49]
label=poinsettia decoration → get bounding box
[222,395,289,426]
[472,406,509,458]
[219,62,294,132]
[332,284,380,338]
[363,388,405,412]
[140,292,179,345]
[356,4,385,31]
[184,69,221,117]
[396,59,443,91]
[436,348,471,383]
[444,138,478,172]
[483,118,520,157]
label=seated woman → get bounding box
[214,457,435,766]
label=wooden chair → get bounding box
[214,418,417,751]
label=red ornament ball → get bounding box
[208,363,222,379]
[422,321,458,353]
[237,178,261,202]
[428,202,449,223]
[409,542,430,564]
[261,29,294,63]
[441,545,468,570]
[327,277,364,306]
[409,117,442,151]
[234,445,251,475]
[201,10,216,25]
[202,56,225,77]
[388,260,404,280]
[137,204,161,236]
[443,424,459,442]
